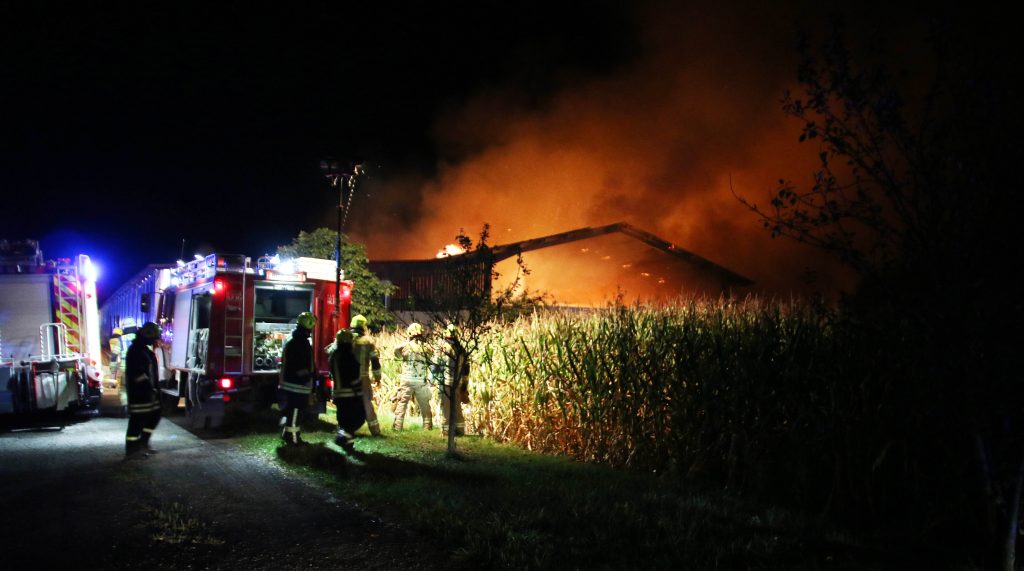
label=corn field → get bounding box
[371,298,862,505]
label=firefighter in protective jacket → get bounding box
[350,314,383,436]
[279,312,316,445]
[437,323,470,436]
[329,329,362,447]
[392,322,433,431]
[124,321,162,458]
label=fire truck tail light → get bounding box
[326,378,334,389]
[219,377,233,390]
[214,278,226,294]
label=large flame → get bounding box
[346,3,858,303]
[435,243,466,258]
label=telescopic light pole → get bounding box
[320,159,363,318]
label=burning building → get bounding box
[368,222,752,310]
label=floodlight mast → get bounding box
[320,159,364,317]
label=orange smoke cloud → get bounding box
[354,2,855,303]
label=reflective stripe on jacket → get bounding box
[280,327,314,395]
[353,335,382,381]
[330,342,361,399]
[125,339,159,409]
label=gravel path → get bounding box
[0,412,443,570]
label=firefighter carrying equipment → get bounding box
[297,311,317,330]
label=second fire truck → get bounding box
[0,239,103,416]
[101,253,353,428]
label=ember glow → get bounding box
[435,244,466,258]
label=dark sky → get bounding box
[2,1,1007,304]
[2,1,637,299]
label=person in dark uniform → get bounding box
[329,329,362,448]
[124,322,162,459]
[279,311,317,445]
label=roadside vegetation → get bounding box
[237,408,878,570]
[231,297,960,570]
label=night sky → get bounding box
[1,1,1004,303]
[3,1,637,298]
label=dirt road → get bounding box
[0,412,442,570]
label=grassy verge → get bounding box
[234,409,885,570]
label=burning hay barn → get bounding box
[368,222,752,310]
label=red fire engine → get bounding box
[100,253,352,428]
[0,239,103,415]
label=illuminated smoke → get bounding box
[353,2,856,303]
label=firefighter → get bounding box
[392,322,433,431]
[109,318,136,385]
[437,323,470,437]
[107,327,124,388]
[329,329,362,448]
[124,321,162,459]
[108,327,124,362]
[279,311,317,445]
[350,314,383,436]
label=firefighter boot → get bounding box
[335,429,355,450]
[282,426,305,445]
[125,440,147,460]
[367,418,382,437]
[282,409,304,445]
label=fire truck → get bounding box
[0,240,103,415]
[100,253,352,428]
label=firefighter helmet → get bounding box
[406,322,424,337]
[336,329,354,345]
[297,312,317,330]
[138,322,161,341]
[112,327,123,336]
[350,314,368,330]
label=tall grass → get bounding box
[475,299,845,503]
[372,298,852,507]
[364,297,993,563]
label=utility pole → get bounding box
[320,159,364,317]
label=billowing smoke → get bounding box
[356,2,855,303]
